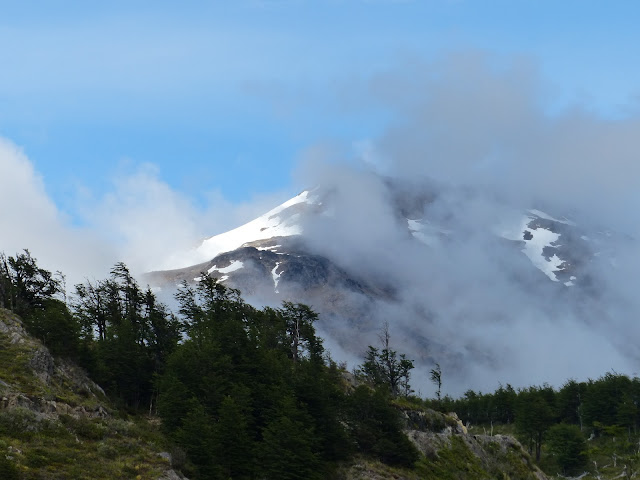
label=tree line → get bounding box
[0,250,419,478]
[6,249,637,478]
[426,372,640,474]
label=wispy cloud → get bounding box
[0,137,291,286]
[294,52,640,394]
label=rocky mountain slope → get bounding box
[0,308,185,480]
[146,179,634,392]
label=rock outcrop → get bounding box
[340,403,548,480]
[0,308,108,419]
[0,308,186,480]
[400,407,548,480]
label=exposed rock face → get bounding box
[399,407,548,480]
[28,345,54,384]
[147,238,392,302]
[0,392,109,419]
[0,308,107,420]
[0,308,186,479]
[146,238,394,356]
[157,469,188,480]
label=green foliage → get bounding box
[0,408,39,441]
[358,323,414,398]
[0,454,20,480]
[415,436,489,480]
[158,273,352,478]
[73,262,181,409]
[514,386,555,461]
[23,298,81,359]
[442,372,640,477]
[259,404,323,480]
[59,415,108,441]
[546,423,587,475]
[346,386,420,467]
[429,363,442,403]
[212,395,255,479]
[582,372,635,428]
[0,249,63,319]
[0,250,81,361]
[0,412,172,480]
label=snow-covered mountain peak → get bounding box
[146,180,635,395]
[188,190,317,267]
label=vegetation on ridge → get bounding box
[3,248,638,479]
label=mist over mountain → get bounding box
[147,55,640,397]
[3,52,639,398]
[147,174,637,397]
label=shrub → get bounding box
[546,423,588,475]
[0,454,20,480]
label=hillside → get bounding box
[0,308,184,480]
[0,294,547,480]
[2,251,630,479]
[339,405,547,480]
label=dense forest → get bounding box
[0,250,418,478]
[2,249,640,478]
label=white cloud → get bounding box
[0,137,291,288]
[0,138,116,287]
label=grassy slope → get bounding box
[468,421,640,479]
[0,309,177,480]
[337,398,543,480]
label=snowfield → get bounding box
[178,191,314,268]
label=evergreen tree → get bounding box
[430,363,442,404]
[24,297,81,358]
[346,385,420,467]
[556,379,586,429]
[212,395,255,479]
[0,250,81,359]
[0,250,63,317]
[176,401,218,478]
[515,386,555,461]
[359,323,414,397]
[72,263,180,409]
[259,396,323,480]
[546,423,588,475]
[280,301,322,363]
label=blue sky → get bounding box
[2,1,639,210]
[4,1,640,391]
[1,0,640,278]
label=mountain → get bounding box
[146,178,632,393]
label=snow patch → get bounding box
[528,209,576,226]
[407,218,450,247]
[500,214,566,282]
[256,245,282,252]
[208,260,244,274]
[521,228,563,281]
[271,262,282,293]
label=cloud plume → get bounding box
[294,52,640,395]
